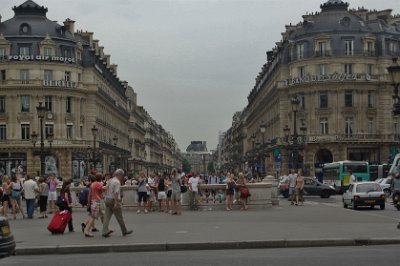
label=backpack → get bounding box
[78,187,89,206]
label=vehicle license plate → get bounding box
[1,226,9,236]
[365,200,375,204]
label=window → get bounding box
[45,96,52,111]
[67,125,73,140]
[64,71,71,81]
[19,46,30,56]
[21,95,30,112]
[368,117,374,134]
[368,91,374,108]
[21,124,30,140]
[367,64,373,75]
[0,48,5,59]
[66,97,72,113]
[297,43,305,60]
[367,42,374,56]
[44,47,52,57]
[389,41,398,55]
[0,125,6,140]
[45,124,54,139]
[20,69,29,80]
[299,93,305,109]
[44,70,53,81]
[0,70,5,81]
[319,64,327,75]
[298,66,305,77]
[317,41,328,56]
[344,64,353,74]
[0,96,5,113]
[320,117,329,135]
[345,90,353,107]
[344,40,354,56]
[395,121,399,138]
[345,117,353,136]
[80,125,83,138]
[319,91,328,108]
[78,73,81,82]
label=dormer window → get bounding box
[19,46,30,56]
[344,40,354,56]
[297,43,305,60]
[19,23,31,34]
[44,47,52,57]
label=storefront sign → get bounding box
[284,73,359,86]
[43,80,77,88]
[7,55,76,63]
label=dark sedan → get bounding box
[280,177,336,198]
[0,216,15,258]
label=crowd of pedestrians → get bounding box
[0,168,255,238]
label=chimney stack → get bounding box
[63,18,75,35]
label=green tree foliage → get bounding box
[182,158,191,173]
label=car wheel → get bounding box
[320,190,331,198]
[370,205,375,209]
[343,200,348,209]
[383,189,391,198]
[380,204,385,210]
[352,201,357,210]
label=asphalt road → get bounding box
[287,194,400,222]
[2,245,400,266]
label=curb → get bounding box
[15,238,400,256]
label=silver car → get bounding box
[343,182,386,210]
[375,177,393,197]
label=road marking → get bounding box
[322,203,340,208]
[175,231,188,234]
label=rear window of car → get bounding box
[356,183,381,193]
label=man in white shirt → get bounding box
[349,170,356,184]
[188,173,201,210]
[288,169,297,205]
[102,169,133,237]
[23,174,39,219]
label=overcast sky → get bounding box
[1,0,399,150]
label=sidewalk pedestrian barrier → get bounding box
[65,182,275,210]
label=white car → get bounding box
[343,182,386,210]
[375,178,393,197]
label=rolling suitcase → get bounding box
[47,210,71,234]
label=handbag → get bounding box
[180,184,188,193]
[241,186,250,198]
[56,195,67,209]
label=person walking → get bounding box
[225,173,236,211]
[47,173,59,214]
[102,169,133,237]
[295,170,305,206]
[170,168,182,215]
[1,175,12,219]
[288,169,297,204]
[38,176,49,218]
[84,173,105,237]
[188,173,201,211]
[10,174,25,219]
[59,180,74,232]
[348,170,356,185]
[157,175,167,212]
[23,174,39,219]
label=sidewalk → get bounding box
[9,199,400,255]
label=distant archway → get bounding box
[315,149,333,164]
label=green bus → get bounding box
[322,161,370,193]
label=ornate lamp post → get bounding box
[91,125,98,172]
[387,58,400,115]
[260,121,266,144]
[33,102,46,175]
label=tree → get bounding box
[182,159,191,173]
[207,161,214,174]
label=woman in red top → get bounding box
[84,173,105,237]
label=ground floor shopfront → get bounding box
[262,138,400,177]
[0,142,130,180]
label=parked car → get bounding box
[342,182,385,210]
[375,177,393,197]
[0,216,16,258]
[280,177,335,198]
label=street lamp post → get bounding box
[91,125,98,171]
[387,58,400,115]
[284,97,307,172]
[260,121,266,144]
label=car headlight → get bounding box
[329,186,335,190]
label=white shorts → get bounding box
[158,191,167,200]
[48,191,57,201]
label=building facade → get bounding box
[220,0,400,176]
[0,1,181,179]
[183,141,212,176]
